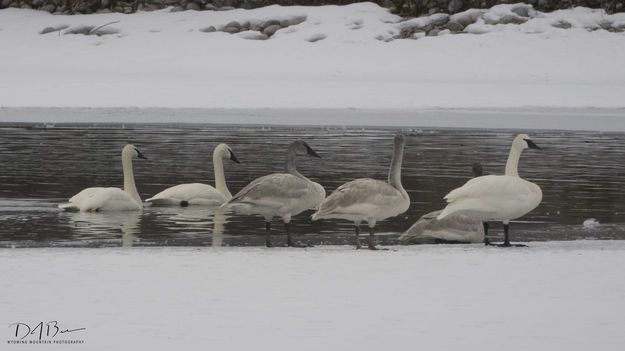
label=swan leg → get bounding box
[498,223,528,248]
[284,222,310,248]
[265,221,272,248]
[483,222,491,246]
[502,223,511,247]
[367,227,378,250]
[285,222,294,246]
[354,225,361,250]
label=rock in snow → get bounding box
[583,218,601,229]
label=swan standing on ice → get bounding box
[312,134,410,250]
[222,140,325,247]
[437,134,542,247]
[146,143,240,207]
[400,163,485,244]
[58,144,147,212]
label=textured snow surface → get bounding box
[2,241,625,350]
[1,3,624,109]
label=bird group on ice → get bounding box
[59,133,542,249]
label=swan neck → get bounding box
[122,153,141,204]
[285,146,303,178]
[213,152,232,199]
[388,141,405,192]
[505,144,522,177]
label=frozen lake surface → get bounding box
[2,241,625,350]
[1,108,624,247]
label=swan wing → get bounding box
[229,174,309,203]
[313,178,399,219]
[400,210,484,243]
[225,173,319,216]
[70,188,141,212]
[439,176,539,220]
[68,187,106,204]
[444,176,535,202]
[59,187,106,210]
[146,183,226,206]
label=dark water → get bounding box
[1,122,624,247]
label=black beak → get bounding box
[524,139,541,150]
[304,143,321,158]
[136,148,148,160]
[230,151,240,164]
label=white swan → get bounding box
[400,163,485,244]
[437,134,542,247]
[146,143,239,207]
[222,140,325,247]
[58,144,147,212]
[312,134,410,250]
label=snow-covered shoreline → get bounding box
[2,241,625,350]
[1,3,625,110]
[3,106,625,131]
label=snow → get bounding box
[0,3,624,110]
[2,241,625,350]
[583,218,601,229]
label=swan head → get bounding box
[394,134,406,147]
[290,140,321,158]
[215,143,240,164]
[122,144,147,160]
[514,134,541,150]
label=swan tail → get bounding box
[58,203,79,212]
[145,197,179,206]
[436,205,455,221]
[311,211,322,221]
[219,201,247,214]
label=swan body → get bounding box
[312,134,409,249]
[312,178,409,223]
[58,144,147,212]
[223,140,325,247]
[400,163,485,244]
[438,175,542,222]
[437,134,542,246]
[226,173,325,220]
[146,144,239,207]
[147,183,228,206]
[399,210,484,244]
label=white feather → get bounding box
[58,144,144,212]
[146,144,237,207]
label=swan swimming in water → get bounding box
[146,143,240,207]
[437,134,542,247]
[400,163,485,244]
[312,134,410,250]
[58,144,147,212]
[222,140,325,247]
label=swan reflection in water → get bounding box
[62,211,141,247]
[147,205,233,247]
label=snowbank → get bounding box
[0,3,624,109]
[2,241,625,350]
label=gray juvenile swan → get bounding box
[437,134,542,247]
[58,144,147,212]
[312,134,410,250]
[400,163,484,244]
[222,140,325,247]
